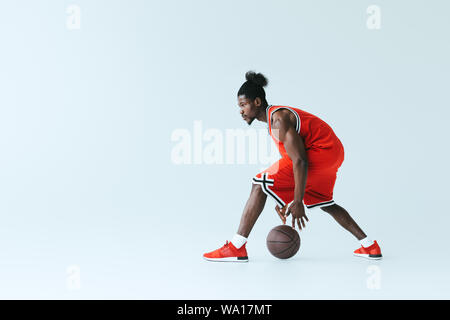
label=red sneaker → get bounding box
[353,240,382,260]
[203,241,249,262]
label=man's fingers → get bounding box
[297,217,302,230]
[275,206,286,224]
[280,205,289,217]
[276,205,287,214]
[279,212,286,224]
[285,205,291,217]
[275,205,280,214]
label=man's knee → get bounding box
[251,183,267,198]
[321,203,338,213]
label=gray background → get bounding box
[0,0,449,299]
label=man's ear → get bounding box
[254,97,262,107]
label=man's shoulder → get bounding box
[271,108,298,130]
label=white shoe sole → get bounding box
[353,253,383,260]
[203,256,249,262]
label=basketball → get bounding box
[266,225,301,259]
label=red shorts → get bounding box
[252,142,345,210]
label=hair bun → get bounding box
[245,71,268,87]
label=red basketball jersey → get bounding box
[266,105,341,158]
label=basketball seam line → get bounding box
[267,241,293,243]
[274,228,295,242]
[272,240,299,256]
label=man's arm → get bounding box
[271,111,308,202]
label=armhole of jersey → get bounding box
[270,107,301,134]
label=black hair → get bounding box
[237,71,268,103]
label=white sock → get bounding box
[231,234,247,249]
[359,237,374,248]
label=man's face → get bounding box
[237,95,259,125]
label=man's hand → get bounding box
[285,200,308,230]
[275,205,287,224]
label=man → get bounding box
[203,71,382,262]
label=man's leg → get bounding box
[237,183,268,238]
[320,204,366,240]
[321,203,383,259]
[203,183,267,262]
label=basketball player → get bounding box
[203,71,382,262]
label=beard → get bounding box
[247,116,256,125]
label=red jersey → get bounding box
[266,105,342,158]
[252,105,345,209]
